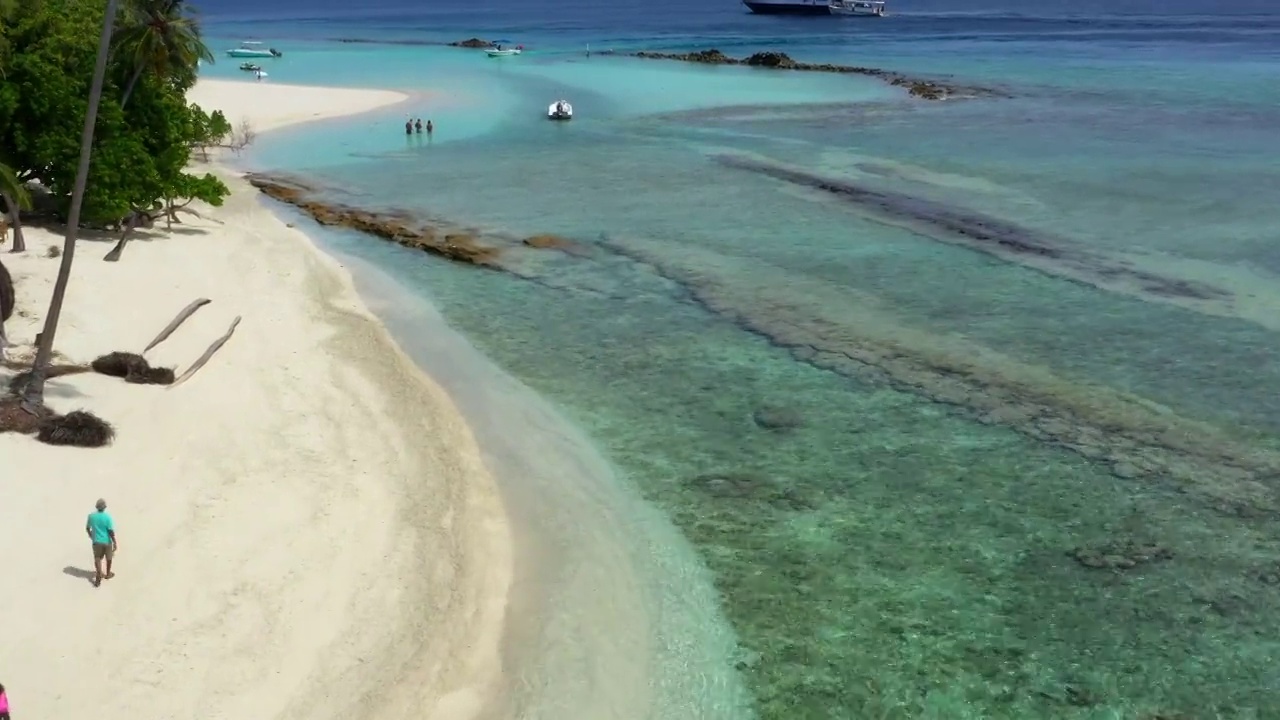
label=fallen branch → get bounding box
[103,208,156,262]
[142,298,210,354]
[169,316,240,388]
[161,202,224,230]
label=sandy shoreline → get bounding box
[0,80,511,719]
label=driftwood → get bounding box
[170,316,240,388]
[143,298,211,354]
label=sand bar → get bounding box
[0,81,511,719]
[187,78,410,133]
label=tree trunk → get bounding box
[1,189,26,253]
[103,210,146,262]
[21,0,121,412]
[120,63,145,109]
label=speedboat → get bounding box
[547,100,573,121]
[239,62,262,72]
[226,41,283,58]
[486,46,522,57]
[828,0,887,15]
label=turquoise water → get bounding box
[207,2,1280,716]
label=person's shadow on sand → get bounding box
[62,566,97,585]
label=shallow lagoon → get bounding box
[228,13,1280,717]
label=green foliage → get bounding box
[190,106,232,159]
[0,0,228,225]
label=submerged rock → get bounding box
[631,48,1000,100]
[687,471,813,510]
[523,234,591,257]
[751,405,804,431]
[1254,562,1280,586]
[1069,541,1173,570]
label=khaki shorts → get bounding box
[93,542,114,561]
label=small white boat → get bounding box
[828,0,887,15]
[486,47,522,57]
[226,41,283,58]
[548,100,573,121]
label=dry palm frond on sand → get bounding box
[91,351,175,385]
[36,410,114,447]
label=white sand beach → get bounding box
[0,81,513,719]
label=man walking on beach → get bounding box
[86,499,117,587]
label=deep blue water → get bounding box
[199,0,1280,60]
[196,1,1280,717]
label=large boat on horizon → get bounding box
[741,0,831,16]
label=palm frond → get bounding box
[0,162,32,211]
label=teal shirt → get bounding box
[87,511,115,545]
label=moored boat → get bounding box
[226,41,283,59]
[239,62,262,72]
[547,100,573,121]
[828,0,887,16]
[742,0,830,15]
[486,45,523,57]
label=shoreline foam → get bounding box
[0,80,513,719]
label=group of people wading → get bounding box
[405,117,433,136]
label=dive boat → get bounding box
[828,0,887,15]
[226,41,283,59]
[742,0,830,15]
[547,100,573,121]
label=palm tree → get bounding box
[114,0,213,109]
[0,161,32,253]
[19,0,121,411]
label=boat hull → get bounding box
[486,49,521,57]
[743,0,830,15]
[227,50,275,58]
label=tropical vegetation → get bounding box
[0,0,230,410]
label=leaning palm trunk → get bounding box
[120,63,145,109]
[19,0,122,411]
[1,190,26,253]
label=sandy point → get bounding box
[0,80,513,719]
[188,78,412,133]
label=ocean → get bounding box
[197,0,1280,717]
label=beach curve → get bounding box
[0,80,512,720]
